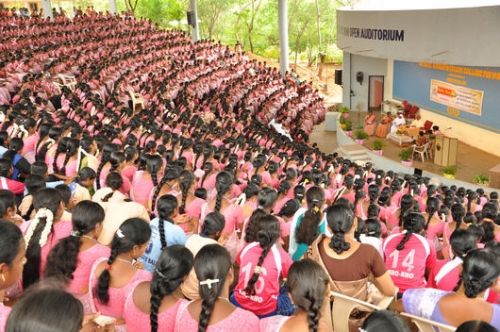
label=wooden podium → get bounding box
[434,135,458,166]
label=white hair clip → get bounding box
[116,229,125,238]
[200,278,220,289]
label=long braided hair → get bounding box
[96,143,119,189]
[156,195,178,250]
[288,259,329,332]
[213,171,233,213]
[151,165,182,217]
[195,244,232,332]
[244,214,280,296]
[326,204,354,254]
[95,218,151,304]
[178,170,194,214]
[396,212,425,251]
[150,245,193,332]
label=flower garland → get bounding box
[24,208,54,248]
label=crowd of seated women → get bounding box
[0,11,498,332]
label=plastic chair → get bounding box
[57,74,77,91]
[400,313,455,332]
[330,291,394,332]
[426,140,435,160]
[412,142,429,162]
[128,89,145,112]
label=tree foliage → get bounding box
[131,0,341,62]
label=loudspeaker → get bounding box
[414,168,423,177]
[334,70,342,85]
[186,11,194,27]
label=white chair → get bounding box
[330,291,394,332]
[128,89,145,112]
[401,313,455,332]
[412,142,429,162]
[57,74,77,91]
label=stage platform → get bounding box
[309,112,500,189]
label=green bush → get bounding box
[473,174,489,185]
[355,130,368,140]
[340,119,352,131]
[399,148,412,161]
[441,166,458,176]
[339,105,350,113]
[373,139,383,150]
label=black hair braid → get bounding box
[150,171,159,209]
[396,231,413,251]
[179,181,189,214]
[200,169,210,188]
[95,246,119,304]
[44,235,81,281]
[329,231,350,254]
[102,190,115,203]
[198,296,217,332]
[244,245,272,296]
[306,295,320,332]
[22,217,49,289]
[95,160,106,190]
[149,291,162,332]
[158,218,167,250]
[36,140,52,162]
[53,149,62,175]
[151,176,168,217]
[60,152,71,176]
[214,189,224,213]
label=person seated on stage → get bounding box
[411,114,424,128]
[375,112,393,138]
[432,125,442,136]
[364,110,377,136]
[414,131,428,147]
[390,111,406,135]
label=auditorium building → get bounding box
[337,0,500,157]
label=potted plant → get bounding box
[339,105,350,119]
[473,174,489,186]
[399,148,412,166]
[354,130,368,145]
[372,139,384,156]
[441,166,458,179]
[340,118,353,136]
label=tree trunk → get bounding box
[315,0,322,75]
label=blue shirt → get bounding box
[140,217,187,272]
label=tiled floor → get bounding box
[309,112,500,188]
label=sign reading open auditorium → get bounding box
[430,80,484,116]
[338,26,405,42]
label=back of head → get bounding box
[450,229,477,259]
[96,218,151,304]
[6,288,83,332]
[362,310,410,332]
[0,190,15,217]
[456,320,498,332]
[257,187,278,210]
[150,245,193,332]
[288,259,329,332]
[306,186,325,209]
[194,244,232,332]
[201,212,225,238]
[462,249,500,298]
[278,199,300,218]
[326,204,354,254]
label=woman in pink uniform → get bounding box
[423,197,445,243]
[0,220,25,332]
[131,154,163,209]
[430,229,476,291]
[21,188,71,290]
[174,244,259,332]
[90,218,152,331]
[124,245,193,332]
[45,201,110,314]
[233,215,294,317]
[52,138,80,178]
[383,212,436,293]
